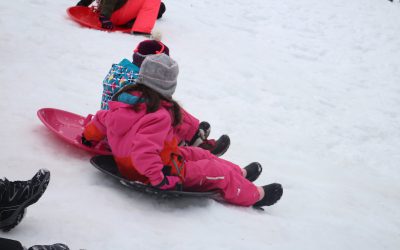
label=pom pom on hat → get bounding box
[150,30,162,41]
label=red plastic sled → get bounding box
[37,108,112,155]
[66,6,131,33]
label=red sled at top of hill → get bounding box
[66,6,131,33]
[37,108,112,155]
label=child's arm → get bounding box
[173,108,200,143]
[82,110,108,144]
[130,111,173,187]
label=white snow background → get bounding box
[1,0,400,249]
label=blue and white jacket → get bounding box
[101,59,140,110]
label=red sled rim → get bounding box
[37,108,112,155]
[66,6,131,33]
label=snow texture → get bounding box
[0,0,400,249]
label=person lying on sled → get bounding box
[76,0,166,35]
[82,54,283,208]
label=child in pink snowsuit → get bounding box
[83,54,283,208]
[97,38,230,156]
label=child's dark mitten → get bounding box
[99,15,114,30]
[81,135,93,147]
[76,0,92,7]
[153,176,181,190]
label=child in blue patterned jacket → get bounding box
[97,37,231,156]
[101,37,169,110]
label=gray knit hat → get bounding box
[136,54,179,99]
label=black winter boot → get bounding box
[28,243,70,250]
[0,169,50,232]
[244,162,262,182]
[189,121,231,157]
[189,121,211,147]
[253,183,283,207]
[198,135,231,157]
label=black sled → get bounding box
[90,155,221,199]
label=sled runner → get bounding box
[90,155,221,199]
[67,6,131,33]
[37,108,112,155]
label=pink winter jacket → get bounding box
[83,100,192,186]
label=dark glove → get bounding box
[99,15,114,30]
[81,135,92,147]
[153,176,181,191]
[157,2,166,19]
[76,0,93,7]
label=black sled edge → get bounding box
[90,155,220,199]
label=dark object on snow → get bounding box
[253,183,283,208]
[158,2,166,19]
[0,238,25,250]
[28,243,70,250]
[0,169,50,232]
[99,14,114,30]
[244,162,263,182]
[0,238,70,250]
[90,155,221,199]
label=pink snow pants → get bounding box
[110,0,161,33]
[180,147,260,206]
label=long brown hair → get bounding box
[114,84,182,127]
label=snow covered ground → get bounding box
[1,0,400,249]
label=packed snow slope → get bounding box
[1,0,400,249]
